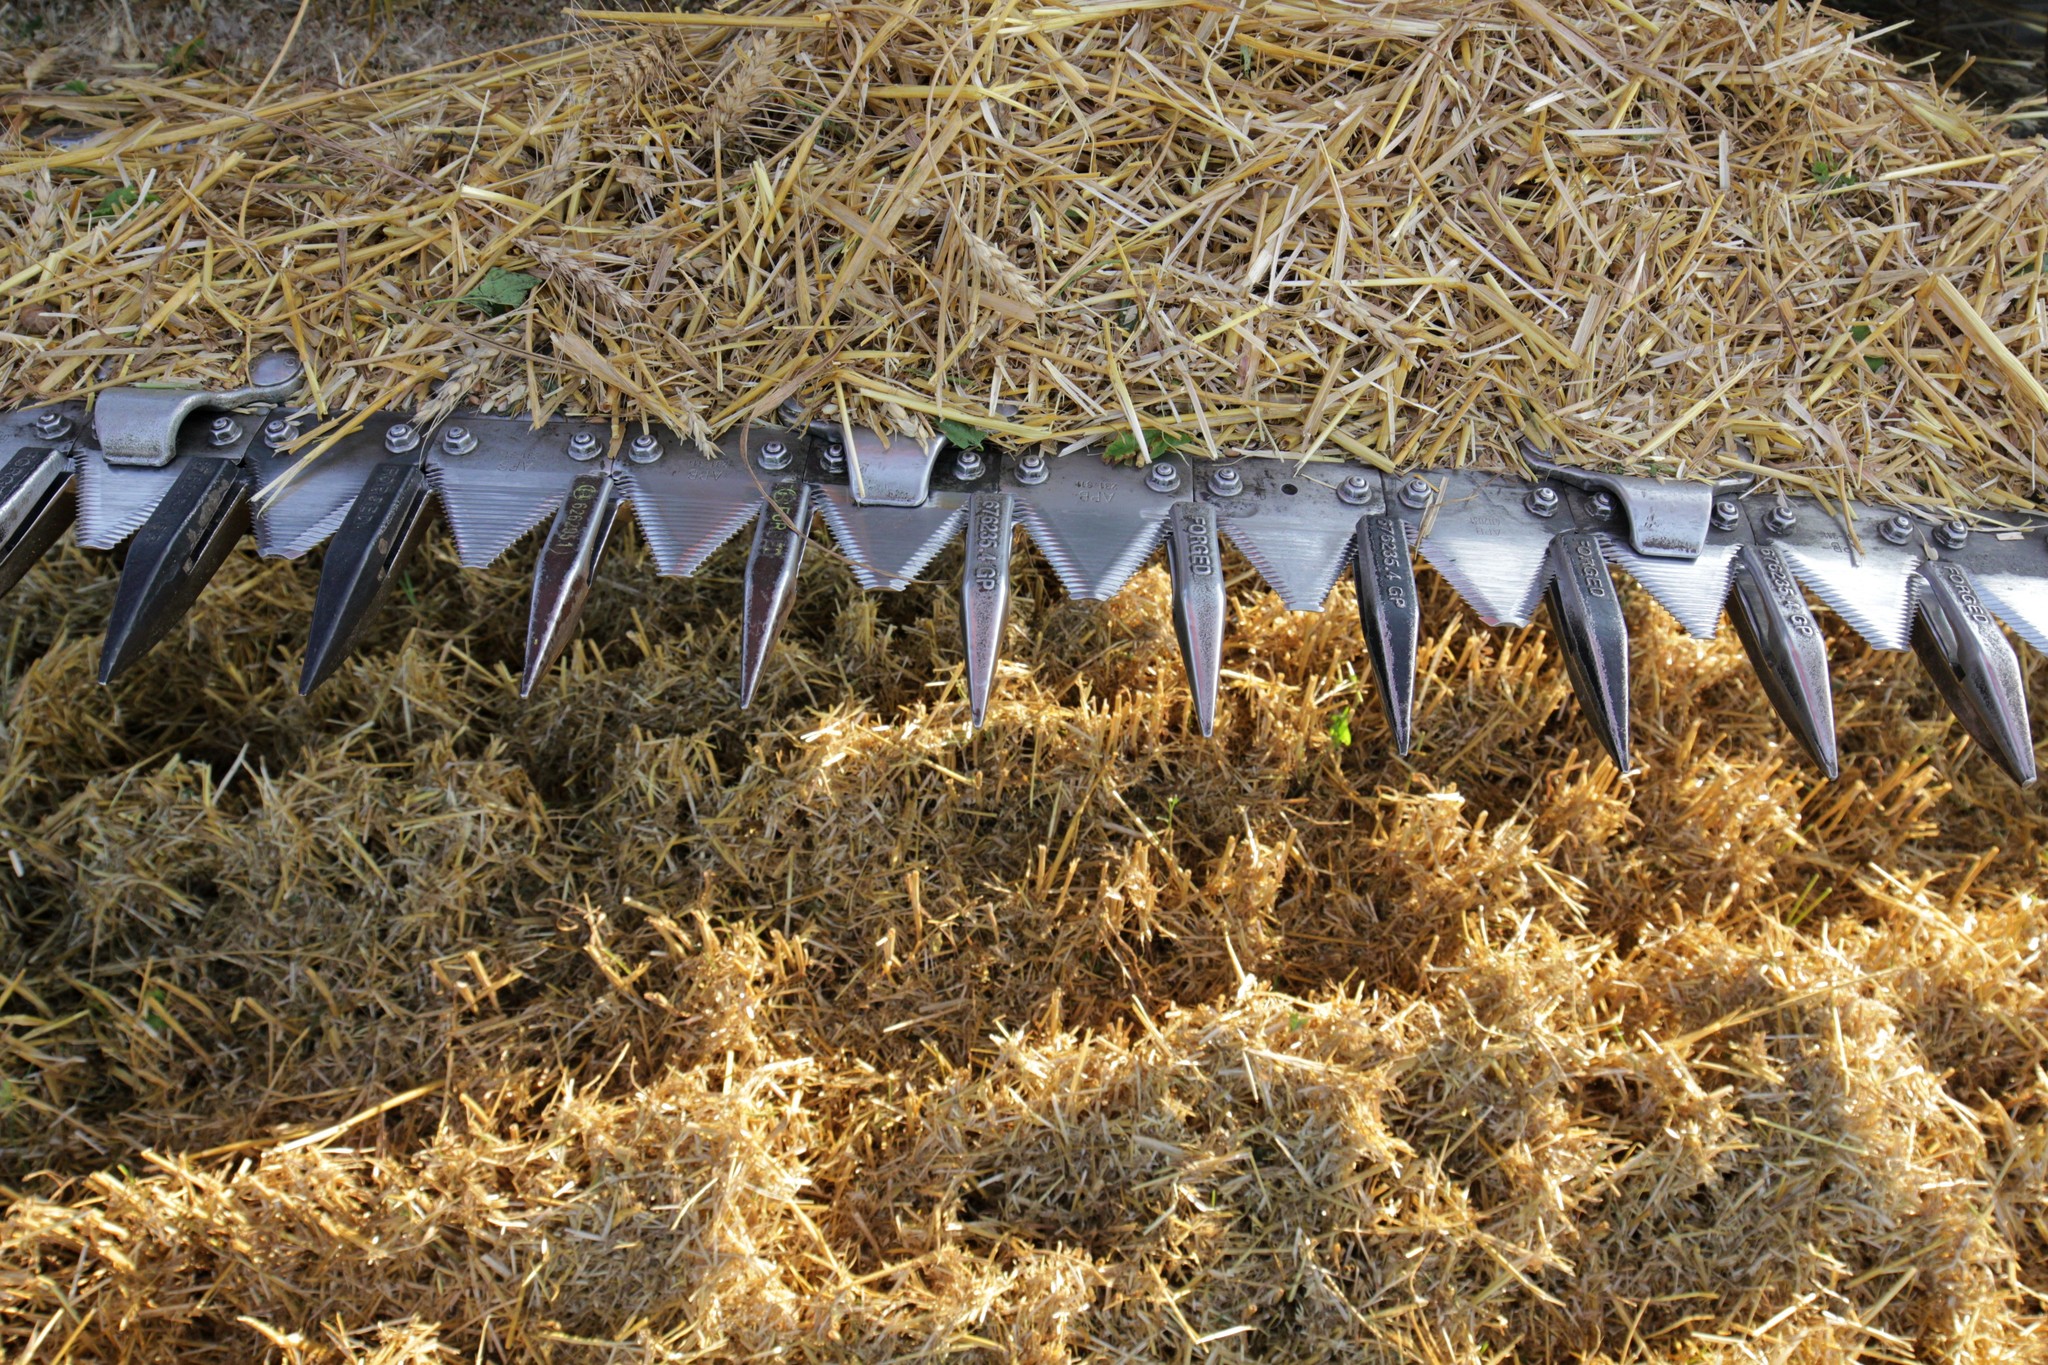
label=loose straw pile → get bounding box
[1,0,2044,513]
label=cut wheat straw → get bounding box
[0,1,2045,511]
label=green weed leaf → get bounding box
[938,419,989,450]
[461,267,541,315]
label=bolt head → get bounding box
[1764,504,1797,534]
[1525,485,1561,517]
[1209,466,1244,498]
[1336,473,1372,506]
[1711,499,1741,532]
[384,421,422,454]
[1879,513,1915,546]
[32,411,70,439]
[567,431,602,461]
[1145,462,1181,494]
[1588,492,1617,520]
[952,449,986,481]
[263,417,297,445]
[208,415,242,447]
[438,424,477,456]
[1015,452,1049,485]
[758,439,791,471]
[1400,477,1434,510]
[628,433,663,464]
[1937,519,1970,550]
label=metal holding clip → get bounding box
[93,352,306,467]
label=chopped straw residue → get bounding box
[1,1,2047,510]
[0,509,2044,1360]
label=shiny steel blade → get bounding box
[1973,570,2048,657]
[1210,461,1371,611]
[817,488,966,590]
[73,446,185,549]
[738,480,813,708]
[0,447,76,601]
[1353,511,1420,756]
[616,428,788,577]
[1960,526,2048,657]
[1013,457,1179,601]
[521,470,624,697]
[299,459,435,696]
[1416,475,1558,627]
[1610,541,1740,640]
[960,490,1014,727]
[1163,499,1226,737]
[1543,530,1631,769]
[99,456,251,683]
[253,434,396,560]
[1912,560,2036,786]
[1726,543,1839,778]
[426,419,602,568]
[1769,504,1923,651]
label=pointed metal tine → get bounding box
[960,490,1014,728]
[1164,499,1226,736]
[299,459,435,696]
[1543,530,1631,770]
[1353,511,1420,756]
[98,457,251,683]
[1912,561,2036,786]
[1726,543,1838,778]
[0,446,76,603]
[520,470,624,698]
[738,479,814,709]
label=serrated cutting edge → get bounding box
[1773,515,1923,651]
[817,487,967,591]
[426,461,571,569]
[74,446,186,549]
[1973,569,2048,657]
[1208,463,1371,611]
[1013,456,1182,601]
[615,430,788,578]
[1416,478,1558,627]
[252,437,396,560]
[1609,541,1741,640]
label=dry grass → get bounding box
[0,513,2043,1361]
[0,1,2046,508]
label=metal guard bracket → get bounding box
[95,354,305,468]
[1521,442,1712,559]
[843,426,946,507]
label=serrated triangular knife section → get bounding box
[74,446,187,549]
[1014,456,1183,600]
[427,417,610,569]
[1208,462,1382,612]
[617,426,796,578]
[1766,501,1925,651]
[5,377,2046,788]
[1610,542,1742,641]
[1415,475,1560,627]
[817,488,967,591]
